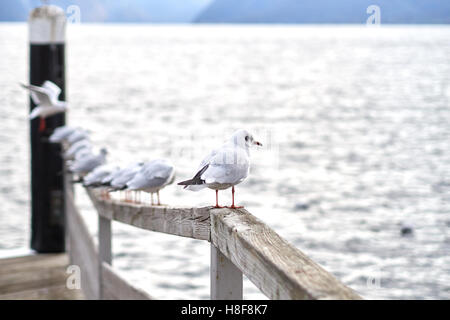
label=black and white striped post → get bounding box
[29,5,66,253]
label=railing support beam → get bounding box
[98,216,112,299]
[210,244,243,300]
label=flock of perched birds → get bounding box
[49,125,174,205]
[21,81,262,208]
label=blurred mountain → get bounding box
[195,0,450,24]
[0,0,212,22]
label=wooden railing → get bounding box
[64,173,362,300]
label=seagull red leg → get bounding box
[38,118,46,133]
[214,190,224,208]
[229,186,243,209]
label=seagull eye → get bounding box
[245,136,249,142]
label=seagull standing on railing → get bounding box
[178,129,262,209]
[64,139,92,160]
[66,129,89,146]
[83,164,119,199]
[109,162,144,201]
[20,81,67,133]
[69,148,108,177]
[84,164,119,188]
[49,126,78,143]
[126,159,175,205]
[100,166,122,186]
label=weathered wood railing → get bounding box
[64,173,361,300]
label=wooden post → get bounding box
[29,5,67,253]
[98,216,112,299]
[210,244,243,300]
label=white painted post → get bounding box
[210,244,243,300]
[98,216,112,299]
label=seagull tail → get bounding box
[71,177,83,184]
[185,184,207,191]
[177,164,209,191]
[29,107,41,119]
[109,185,127,192]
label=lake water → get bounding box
[0,23,449,300]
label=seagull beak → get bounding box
[253,141,262,147]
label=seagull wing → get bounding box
[29,106,43,119]
[145,160,174,179]
[21,83,53,106]
[133,160,174,189]
[42,81,62,104]
[202,146,249,185]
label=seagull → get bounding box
[82,164,118,200]
[20,81,67,132]
[109,162,144,202]
[69,148,108,176]
[49,126,78,143]
[66,129,89,146]
[64,139,92,160]
[126,159,175,205]
[100,166,122,186]
[73,148,93,161]
[83,164,119,188]
[110,162,144,190]
[178,129,262,209]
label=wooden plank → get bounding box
[0,254,65,267]
[210,244,243,300]
[0,257,67,295]
[98,215,112,299]
[86,189,210,241]
[65,175,99,300]
[210,208,362,300]
[82,179,361,300]
[0,254,84,300]
[0,254,68,274]
[67,228,98,299]
[0,284,84,300]
[98,216,112,265]
[101,263,153,300]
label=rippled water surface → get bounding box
[1,24,449,299]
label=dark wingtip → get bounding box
[177,179,192,186]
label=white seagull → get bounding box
[66,129,89,146]
[178,129,262,208]
[110,162,144,190]
[83,164,119,188]
[109,162,144,202]
[20,81,67,132]
[64,139,92,160]
[83,164,118,200]
[101,166,123,186]
[49,126,78,143]
[126,159,175,205]
[69,148,108,176]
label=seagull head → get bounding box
[230,129,262,149]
